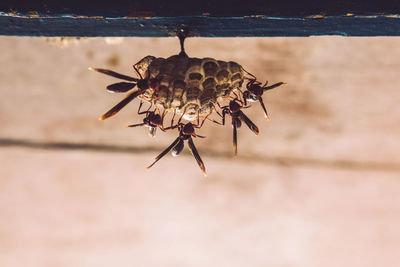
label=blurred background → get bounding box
[0,37,400,267]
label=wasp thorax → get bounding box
[152,114,162,125]
[229,100,242,113]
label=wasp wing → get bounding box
[188,138,207,177]
[89,67,139,82]
[106,82,137,93]
[239,111,259,135]
[233,119,238,157]
[100,89,142,120]
[147,137,181,169]
[171,139,184,156]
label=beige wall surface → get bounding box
[0,37,399,267]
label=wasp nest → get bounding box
[90,38,284,176]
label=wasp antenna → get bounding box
[126,122,146,128]
[263,82,285,92]
[88,67,138,82]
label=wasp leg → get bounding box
[155,105,162,115]
[231,90,240,100]
[170,109,177,128]
[206,117,223,126]
[243,91,250,106]
[236,87,244,95]
[246,78,257,90]
[137,100,146,115]
[176,110,187,126]
[147,137,181,169]
[212,103,223,118]
[164,111,181,131]
[99,89,143,120]
[240,67,256,80]
[193,109,211,129]
[89,67,138,82]
[159,110,168,132]
[194,110,201,127]
[188,137,207,177]
[206,108,226,126]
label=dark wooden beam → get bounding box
[2,15,400,37]
[1,0,400,37]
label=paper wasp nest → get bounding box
[91,38,284,176]
[135,54,244,121]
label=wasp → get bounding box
[127,101,166,138]
[89,66,160,120]
[147,122,207,176]
[91,32,285,176]
[242,71,285,120]
[212,97,259,157]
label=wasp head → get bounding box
[248,83,263,97]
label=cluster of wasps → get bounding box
[90,36,284,176]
